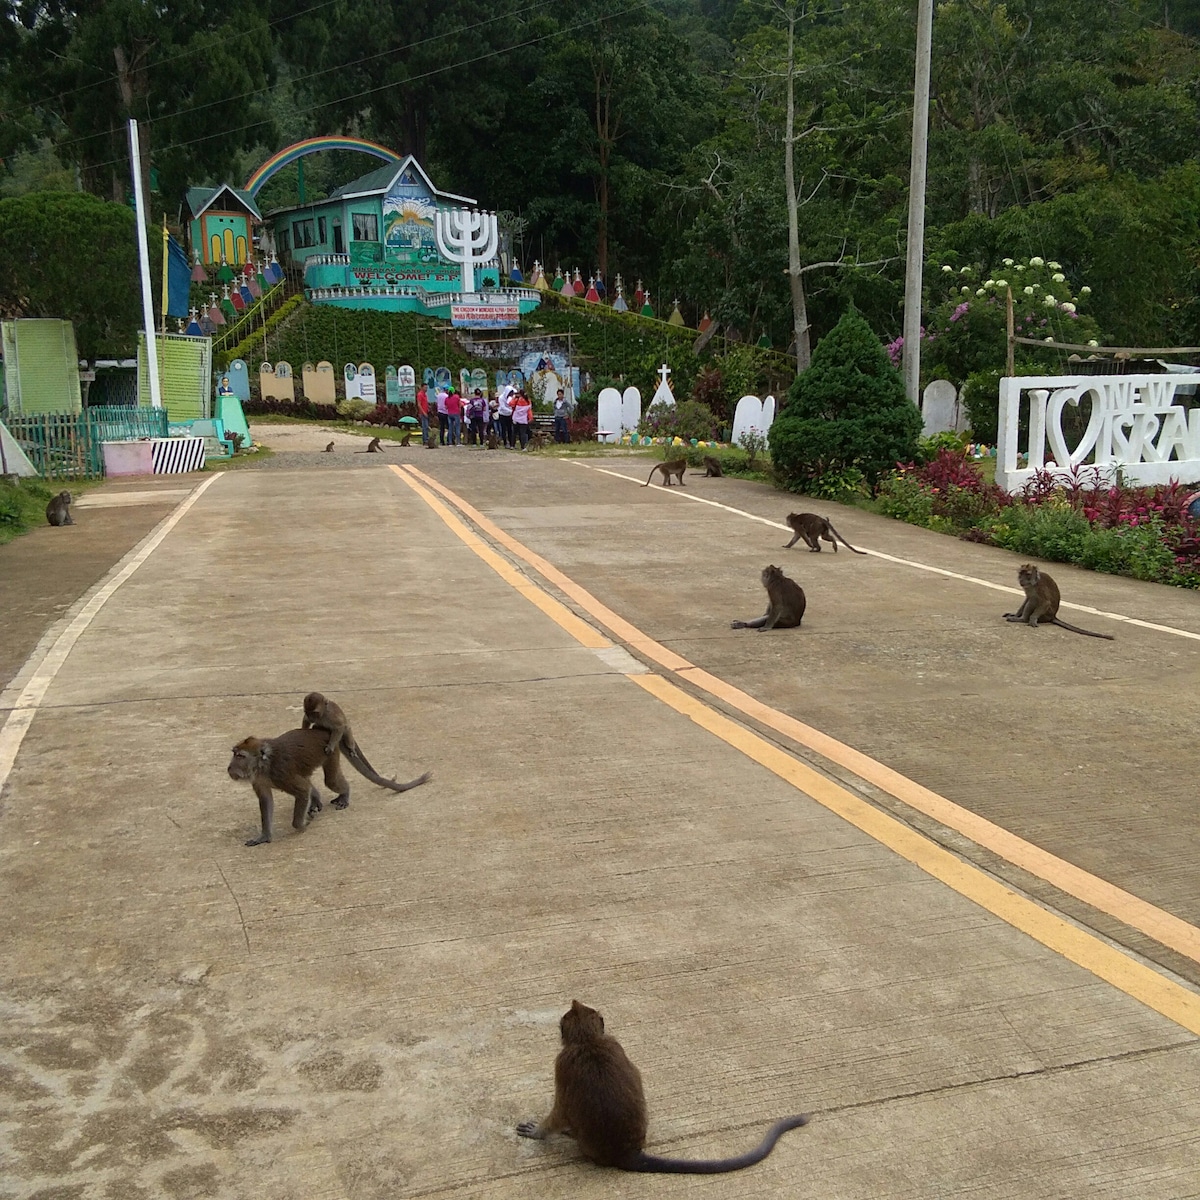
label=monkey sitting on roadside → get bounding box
[45,490,74,526]
[301,691,434,794]
[694,455,723,477]
[731,565,806,630]
[400,430,412,446]
[1004,563,1114,639]
[360,436,383,453]
[517,1000,808,1173]
[531,429,548,449]
[323,441,335,453]
[783,512,866,554]
[487,428,500,449]
[642,459,687,487]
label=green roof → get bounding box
[186,185,262,221]
[328,163,401,200]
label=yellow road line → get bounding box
[569,460,1200,640]
[398,462,1200,970]
[393,463,1200,1036]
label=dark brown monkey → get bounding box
[642,459,687,487]
[731,564,806,630]
[783,512,866,554]
[323,440,335,453]
[695,455,723,477]
[361,436,383,453]
[487,428,500,449]
[45,490,74,526]
[301,691,434,792]
[517,1000,808,1173]
[227,728,347,846]
[400,430,412,446]
[1004,563,1114,639]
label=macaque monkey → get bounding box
[323,441,335,453]
[301,691,434,791]
[487,428,500,449]
[227,728,347,846]
[731,565,806,630]
[642,459,687,487]
[695,456,723,477]
[45,491,74,526]
[361,436,383,453]
[400,430,412,446]
[1004,564,1114,639]
[783,512,866,554]
[517,1000,808,1173]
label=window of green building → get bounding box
[352,212,379,242]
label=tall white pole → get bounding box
[902,0,934,405]
[128,119,162,408]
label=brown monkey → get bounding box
[400,430,412,446]
[731,565,806,630]
[530,429,548,449]
[694,455,723,477]
[783,512,866,554]
[45,490,74,526]
[361,436,383,453]
[227,728,347,846]
[301,691,434,792]
[642,459,687,487]
[487,428,500,449]
[1004,564,1114,639]
[323,441,335,453]
[517,1000,808,1173]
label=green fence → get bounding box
[1,406,169,479]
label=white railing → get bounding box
[996,373,1200,492]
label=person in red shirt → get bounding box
[445,389,463,446]
[511,389,534,450]
[416,384,430,445]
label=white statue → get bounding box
[434,208,499,294]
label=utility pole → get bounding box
[902,0,934,405]
[128,119,162,408]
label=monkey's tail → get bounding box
[1051,618,1114,640]
[830,525,868,554]
[343,744,433,793]
[628,1115,809,1174]
[641,468,655,486]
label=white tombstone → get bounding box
[761,394,776,428]
[597,387,623,443]
[397,365,416,403]
[621,386,642,434]
[922,379,958,436]
[731,394,765,446]
[344,363,361,401]
[650,363,675,408]
[358,363,377,405]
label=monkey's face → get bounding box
[302,692,324,718]
[227,739,263,781]
[1017,564,1039,589]
[761,565,782,586]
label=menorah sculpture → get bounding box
[434,207,499,294]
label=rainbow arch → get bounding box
[244,136,402,197]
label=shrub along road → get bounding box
[0,435,1197,1198]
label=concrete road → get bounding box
[1,435,1197,1199]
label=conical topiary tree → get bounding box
[769,309,922,491]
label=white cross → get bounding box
[658,363,672,388]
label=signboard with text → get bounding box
[451,302,520,329]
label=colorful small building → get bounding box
[186,184,262,267]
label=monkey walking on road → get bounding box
[517,1000,808,1173]
[731,565,806,630]
[642,459,687,487]
[1004,563,1114,639]
[45,491,74,526]
[783,512,866,554]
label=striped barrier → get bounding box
[151,437,206,474]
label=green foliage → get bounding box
[0,192,140,358]
[960,370,1005,444]
[804,466,870,503]
[336,399,375,420]
[770,309,922,489]
[0,477,54,545]
[220,295,305,368]
[917,430,970,461]
[738,427,767,468]
[638,399,721,441]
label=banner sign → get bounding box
[451,302,520,329]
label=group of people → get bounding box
[415,381,574,450]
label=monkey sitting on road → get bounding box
[731,565,806,630]
[517,1000,808,1173]
[400,430,412,446]
[323,441,335,453]
[1004,563,1114,639]
[486,428,500,449]
[359,436,383,453]
[694,455,723,477]
[783,512,866,554]
[642,459,687,487]
[45,490,74,526]
[301,691,433,792]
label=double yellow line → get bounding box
[391,463,1200,1037]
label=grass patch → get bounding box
[0,476,99,544]
[204,446,276,471]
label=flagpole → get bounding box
[902,0,934,405]
[161,216,169,334]
[129,118,162,408]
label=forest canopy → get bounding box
[3,0,1200,356]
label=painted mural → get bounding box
[383,168,439,265]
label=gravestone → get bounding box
[397,365,416,403]
[470,367,489,396]
[731,395,766,446]
[922,379,959,435]
[344,363,361,401]
[761,394,776,428]
[227,359,250,403]
[597,387,623,442]
[304,361,336,405]
[258,361,275,398]
[650,364,675,408]
[358,363,377,405]
[274,362,295,401]
[385,365,400,405]
[621,386,642,434]
[433,366,452,391]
